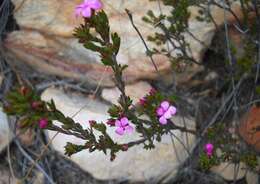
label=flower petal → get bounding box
[88,0,102,10]
[160,101,169,111]
[75,5,84,16]
[168,106,177,115]
[120,117,129,126]
[82,7,92,17]
[125,125,134,133]
[115,127,124,135]
[163,109,172,119]
[156,107,164,116]
[159,116,167,125]
[115,120,122,127]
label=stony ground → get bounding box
[0,0,260,184]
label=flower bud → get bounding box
[149,88,157,96]
[106,119,115,126]
[204,143,214,157]
[20,86,29,96]
[38,118,48,129]
[110,154,116,161]
[139,97,146,106]
[31,101,43,109]
[121,144,128,151]
[89,120,97,127]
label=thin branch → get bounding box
[223,0,239,126]
[125,9,160,74]
[15,139,55,184]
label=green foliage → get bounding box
[143,0,194,66]
[74,11,118,67]
[256,85,260,95]
[65,143,86,157]
[236,40,256,76]
[199,153,219,171]
[240,153,258,169]
[199,123,259,171]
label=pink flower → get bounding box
[75,0,102,18]
[156,101,177,125]
[204,143,214,157]
[139,97,146,106]
[38,118,48,129]
[115,117,133,136]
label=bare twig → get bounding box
[15,139,56,184]
[223,0,239,128]
[125,9,160,74]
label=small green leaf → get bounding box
[256,86,260,95]
[65,143,85,157]
[92,123,107,133]
[84,42,101,52]
[101,58,112,66]
[111,32,121,54]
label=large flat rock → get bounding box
[5,0,243,86]
[41,88,196,181]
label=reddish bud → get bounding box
[149,88,157,96]
[31,101,42,109]
[85,142,92,149]
[121,144,128,151]
[139,97,147,106]
[20,86,29,96]
[38,118,48,129]
[106,119,115,126]
[110,154,116,161]
[89,120,96,127]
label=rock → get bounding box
[101,81,152,105]
[6,0,245,86]
[205,71,218,81]
[6,0,172,86]
[41,88,196,181]
[211,162,247,181]
[33,172,45,184]
[0,107,12,153]
[17,128,35,146]
[0,167,18,184]
[239,106,260,152]
[12,0,81,37]
[4,29,171,87]
[246,171,258,184]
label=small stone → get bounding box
[33,172,45,184]
[0,168,18,184]
[205,72,218,81]
[101,81,152,105]
[239,106,260,151]
[211,162,247,181]
[17,128,35,146]
[246,171,258,184]
[0,107,12,153]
